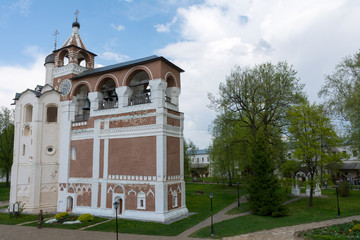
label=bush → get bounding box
[352,224,360,231]
[55,212,69,220]
[338,181,350,197]
[78,213,94,222]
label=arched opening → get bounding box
[46,106,58,123]
[98,78,118,109]
[58,49,70,67]
[73,84,90,122]
[172,191,178,208]
[128,70,151,106]
[23,125,31,136]
[114,197,123,215]
[77,51,90,68]
[25,105,33,122]
[165,76,176,103]
[137,191,146,210]
[67,196,73,212]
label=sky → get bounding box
[0,0,360,149]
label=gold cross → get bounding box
[74,9,79,21]
[53,30,59,50]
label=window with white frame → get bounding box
[137,191,146,210]
[172,191,178,208]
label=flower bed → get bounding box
[45,213,94,225]
[300,221,360,239]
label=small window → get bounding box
[137,191,146,210]
[22,144,26,156]
[197,158,199,162]
[47,106,58,123]
[353,150,358,157]
[172,191,178,208]
[46,146,56,155]
[202,157,204,162]
[24,125,31,136]
[71,147,77,160]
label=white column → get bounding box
[91,120,101,208]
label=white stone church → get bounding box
[9,19,188,222]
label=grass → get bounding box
[191,189,360,238]
[86,183,245,235]
[24,216,108,230]
[226,202,251,215]
[0,182,10,202]
[0,212,54,225]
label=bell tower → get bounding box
[52,11,96,97]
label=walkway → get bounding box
[224,215,360,240]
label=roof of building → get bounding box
[13,84,56,102]
[341,162,360,170]
[44,53,55,65]
[72,55,184,80]
[61,21,87,50]
[187,149,209,155]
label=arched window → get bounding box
[98,78,117,110]
[128,70,151,106]
[25,105,33,122]
[23,125,31,136]
[46,106,58,123]
[137,191,146,210]
[172,190,178,208]
[73,84,90,122]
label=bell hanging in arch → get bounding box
[82,98,90,110]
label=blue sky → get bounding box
[1,0,360,148]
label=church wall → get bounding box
[70,139,93,178]
[108,136,156,176]
[166,136,180,176]
[160,62,181,88]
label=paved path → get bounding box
[0,201,8,207]
[223,215,360,240]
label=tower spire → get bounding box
[74,9,79,22]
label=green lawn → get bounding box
[0,213,54,225]
[0,182,10,202]
[86,183,245,235]
[226,202,251,215]
[24,216,108,230]
[191,189,360,238]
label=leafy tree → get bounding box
[287,103,343,207]
[183,139,198,177]
[209,62,305,136]
[0,107,14,187]
[319,50,360,150]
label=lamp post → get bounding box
[113,201,119,240]
[237,181,240,207]
[335,184,340,217]
[210,193,214,237]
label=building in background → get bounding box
[190,149,211,178]
[10,18,188,222]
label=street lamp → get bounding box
[113,201,119,240]
[335,184,340,217]
[210,193,214,237]
[237,181,240,207]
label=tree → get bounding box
[319,50,360,150]
[0,107,14,187]
[209,62,305,136]
[183,139,198,178]
[247,131,287,216]
[287,103,343,207]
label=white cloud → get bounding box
[111,23,125,31]
[155,0,360,148]
[100,52,129,62]
[10,0,31,16]
[0,46,45,109]
[154,17,177,32]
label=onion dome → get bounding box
[44,53,55,65]
[72,21,80,29]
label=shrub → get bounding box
[352,224,360,231]
[55,212,69,220]
[338,181,350,197]
[78,213,94,222]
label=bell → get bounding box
[82,98,90,110]
[103,91,111,101]
[111,91,118,100]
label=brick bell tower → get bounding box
[54,14,188,222]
